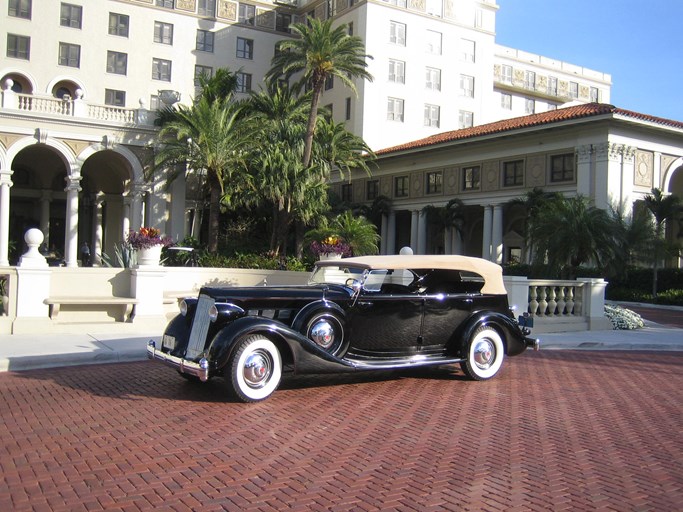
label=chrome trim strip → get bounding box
[147,341,210,382]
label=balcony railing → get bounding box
[1,86,154,126]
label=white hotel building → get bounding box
[1,0,680,269]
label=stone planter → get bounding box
[137,245,163,267]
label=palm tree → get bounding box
[508,187,562,263]
[266,17,373,169]
[244,85,319,256]
[528,195,617,278]
[422,199,466,253]
[644,188,682,297]
[154,97,251,252]
[306,210,380,256]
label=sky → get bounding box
[495,0,683,121]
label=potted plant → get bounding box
[309,236,351,260]
[126,227,173,266]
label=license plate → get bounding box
[162,334,176,350]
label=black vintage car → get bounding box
[147,255,539,402]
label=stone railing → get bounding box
[504,276,611,333]
[1,84,154,126]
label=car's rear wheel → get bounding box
[227,335,282,402]
[304,312,345,356]
[460,326,505,380]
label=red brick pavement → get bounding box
[0,351,682,511]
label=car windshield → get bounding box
[308,265,367,287]
[309,265,419,292]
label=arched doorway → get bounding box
[9,145,68,264]
[665,162,683,268]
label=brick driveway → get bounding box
[1,351,681,511]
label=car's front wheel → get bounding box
[227,335,282,402]
[460,326,505,380]
[304,311,345,356]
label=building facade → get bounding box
[0,0,625,269]
[330,104,683,267]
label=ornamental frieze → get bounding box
[176,0,196,12]
[409,0,425,12]
[444,167,458,194]
[0,132,22,151]
[444,0,455,19]
[218,0,237,21]
[634,150,654,188]
[579,85,590,101]
[63,139,91,157]
[411,172,423,197]
[482,161,499,192]
[526,155,545,188]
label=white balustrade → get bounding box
[10,93,149,125]
[526,281,585,317]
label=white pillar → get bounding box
[410,210,418,251]
[0,170,13,266]
[387,211,396,255]
[92,194,104,266]
[453,229,463,255]
[417,210,427,255]
[122,196,131,240]
[444,227,452,255]
[492,204,504,264]
[482,205,492,260]
[130,190,144,231]
[380,214,388,254]
[168,172,186,240]
[40,190,51,249]
[64,176,81,268]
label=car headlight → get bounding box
[180,299,188,316]
[208,304,218,322]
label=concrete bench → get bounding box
[43,296,139,322]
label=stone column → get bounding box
[410,210,419,251]
[380,213,388,254]
[482,205,492,260]
[417,210,427,255]
[40,190,52,249]
[122,196,131,240]
[64,175,81,268]
[492,204,504,264]
[0,169,14,266]
[92,194,104,266]
[130,186,145,231]
[444,227,452,255]
[386,211,396,255]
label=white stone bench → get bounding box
[43,296,139,322]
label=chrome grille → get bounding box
[185,295,214,360]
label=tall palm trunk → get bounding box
[207,174,222,253]
[302,86,322,169]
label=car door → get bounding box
[346,270,424,354]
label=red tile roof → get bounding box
[376,103,683,156]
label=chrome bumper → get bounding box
[146,340,210,382]
[526,337,541,351]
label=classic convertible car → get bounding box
[147,255,539,402]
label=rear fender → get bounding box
[450,311,528,357]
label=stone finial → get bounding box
[18,228,48,268]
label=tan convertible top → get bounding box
[315,255,506,295]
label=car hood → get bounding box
[198,284,352,303]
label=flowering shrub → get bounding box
[126,227,173,250]
[604,304,645,330]
[309,236,351,258]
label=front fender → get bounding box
[291,300,346,332]
[452,311,530,357]
[207,316,357,375]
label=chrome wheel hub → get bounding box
[243,350,272,388]
[473,339,495,369]
[310,320,335,349]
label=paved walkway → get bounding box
[0,303,681,372]
[1,351,681,511]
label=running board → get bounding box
[344,355,465,370]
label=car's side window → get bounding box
[419,269,484,294]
